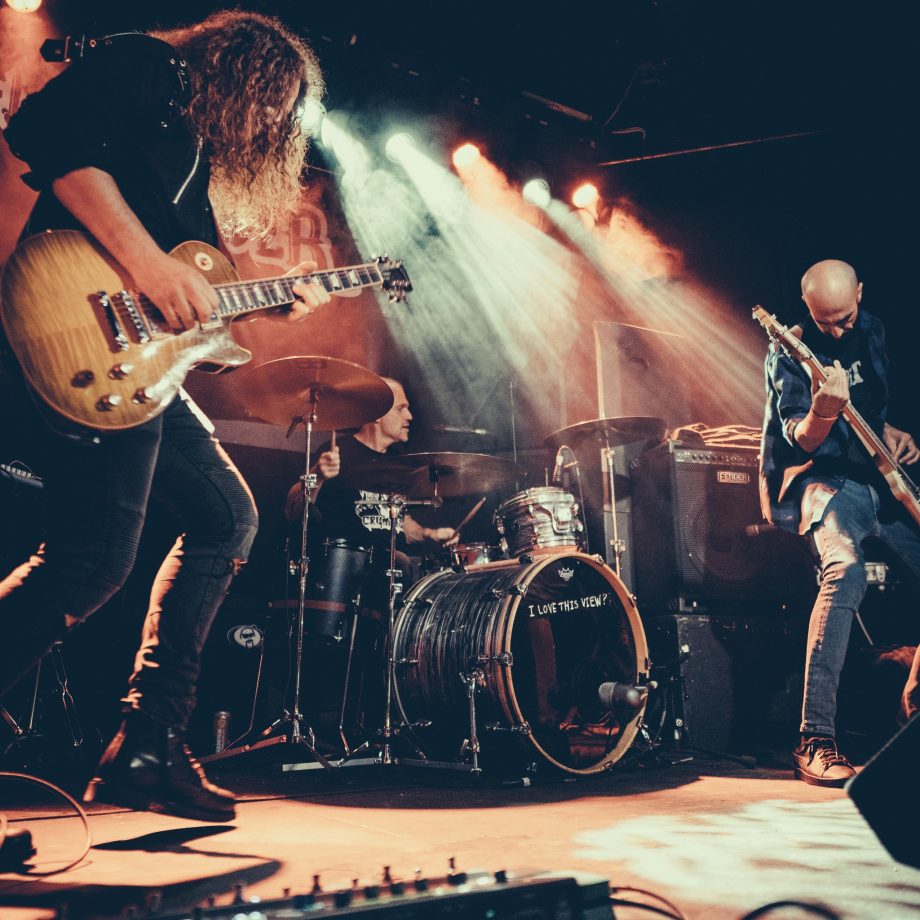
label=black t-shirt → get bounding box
[802,320,886,482]
[4,33,217,251]
[312,435,406,554]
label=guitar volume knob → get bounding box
[96,394,123,411]
[109,363,134,379]
[133,388,155,404]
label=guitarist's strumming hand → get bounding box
[883,423,920,466]
[133,251,219,330]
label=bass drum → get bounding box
[393,552,649,776]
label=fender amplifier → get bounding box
[630,441,814,613]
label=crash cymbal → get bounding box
[341,451,526,497]
[237,356,393,429]
[544,416,667,449]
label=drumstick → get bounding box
[330,429,336,451]
[454,496,486,536]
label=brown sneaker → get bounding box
[793,736,856,788]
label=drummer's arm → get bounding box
[403,516,458,546]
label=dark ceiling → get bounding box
[45,1,912,183]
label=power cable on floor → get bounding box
[0,771,92,886]
[610,885,691,920]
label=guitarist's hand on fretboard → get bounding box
[286,259,333,322]
[883,423,920,466]
[134,250,219,330]
[811,359,850,419]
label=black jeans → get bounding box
[0,395,257,729]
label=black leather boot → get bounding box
[84,712,236,821]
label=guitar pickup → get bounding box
[96,290,129,351]
[117,290,152,343]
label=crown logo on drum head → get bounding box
[557,566,575,582]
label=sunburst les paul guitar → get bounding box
[753,304,920,528]
[0,230,411,430]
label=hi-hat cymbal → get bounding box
[237,356,393,429]
[341,451,526,497]
[544,416,667,449]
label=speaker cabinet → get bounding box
[648,613,806,755]
[630,441,815,613]
[848,715,920,869]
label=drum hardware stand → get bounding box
[336,591,369,758]
[202,391,332,771]
[459,669,485,774]
[553,444,591,555]
[336,490,443,768]
[642,653,755,768]
[600,436,625,577]
[1,642,88,768]
[509,377,520,490]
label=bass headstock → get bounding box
[752,304,815,364]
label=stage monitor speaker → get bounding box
[847,715,920,869]
[647,613,806,755]
[630,440,815,613]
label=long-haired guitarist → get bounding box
[0,11,334,820]
[760,259,920,787]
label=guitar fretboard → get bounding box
[215,264,385,317]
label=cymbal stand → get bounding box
[600,431,624,578]
[201,387,331,770]
[284,387,333,767]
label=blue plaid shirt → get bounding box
[758,308,889,533]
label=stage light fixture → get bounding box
[452,143,480,170]
[5,0,42,11]
[385,132,416,162]
[572,182,599,211]
[522,178,551,209]
[299,98,325,135]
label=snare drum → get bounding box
[393,551,649,776]
[494,486,584,557]
[450,542,503,568]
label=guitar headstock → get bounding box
[752,304,814,364]
[373,256,412,303]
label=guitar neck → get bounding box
[213,263,386,318]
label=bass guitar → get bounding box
[753,304,920,528]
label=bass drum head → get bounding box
[394,553,649,776]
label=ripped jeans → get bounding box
[0,396,258,729]
[804,477,920,737]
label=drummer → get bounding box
[284,378,457,575]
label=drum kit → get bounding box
[209,355,664,779]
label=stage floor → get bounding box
[1,757,917,920]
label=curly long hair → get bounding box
[153,10,324,239]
